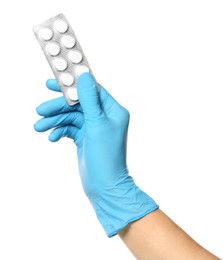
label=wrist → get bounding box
[88,175,159,237]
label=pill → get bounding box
[75,65,90,76]
[39,28,53,40]
[61,73,74,86]
[61,35,75,49]
[46,42,60,56]
[67,87,78,101]
[68,50,82,64]
[33,14,95,106]
[53,19,68,33]
[53,57,67,71]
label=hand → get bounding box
[34,73,158,237]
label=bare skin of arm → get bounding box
[118,209,220,260]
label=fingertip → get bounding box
[36,105,43,116]
[77,72,95,88]
[48,131,60,142]
[35,102,48,116]
[46,78,57,87]
[33,122,41,132]
[33,119,46,132]
[48,135,56,142]
[46,79,61,92]
[77,72,98,100]
[46,79,56,89]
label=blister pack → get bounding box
[33,13,94,106]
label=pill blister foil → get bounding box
[33,13,94,106]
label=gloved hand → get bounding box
[34,73,158,237]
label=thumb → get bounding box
[77,73,103,121]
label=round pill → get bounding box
[61,35,76,49]
[53,19,68,33]
[75,65,90,76]
[68,50,82,64]
[53,57,67,71]
[61,73,74,86]
[46,42,60,56]
[39,28,53,40]
[67,87,78,101]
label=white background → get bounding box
[0,0,222,259]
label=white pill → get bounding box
[53,19,68,33]
[46,42,60,56]
[67,87,78,101]
[53,58,67,71]
[61,73,74,86]
[68,50,82,64]
[61,35,75,49]
[75,65,90,76]
[39,28,53,40]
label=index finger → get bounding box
[36,96,82,117]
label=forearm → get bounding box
[118,209,220,260]
[35,74,220,259]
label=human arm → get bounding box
[118,209,220,260]
[34,73,158,237]
[34,73,220,259]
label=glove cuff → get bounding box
[89,178,159,237]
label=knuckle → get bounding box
[120,107,130,122]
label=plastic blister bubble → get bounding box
[33,13,95,106]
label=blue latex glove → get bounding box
[34,73,158,237]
